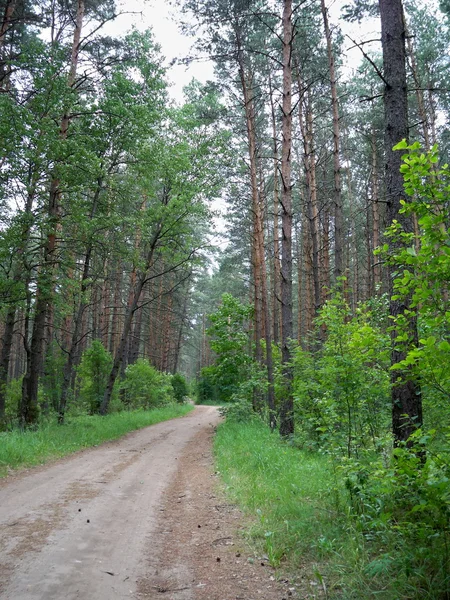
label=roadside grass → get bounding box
[214,419,346,589]
[0,404,193,478]
[214,418,418,599]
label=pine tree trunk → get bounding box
[110,261,123,355]
[379,0,422,444]
[237,47,276,427]
[58,179,103,423]
[0,0,16,87]
[371,128,382,290]
[279,0,294,437]
[268,71,281,345]
[321,0,343,281]
[297,79,321,322]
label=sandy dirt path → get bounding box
[0,407,219,599]
[0,406,298,600]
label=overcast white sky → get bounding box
[104,0,215,101]
[105,0,381,103]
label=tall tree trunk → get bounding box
[236,32,276,426]
[109,260,123,355]
[320,0,343,281]
[298,81,321,318]
[0,0,16,87]
[0,170,37,424]
[0,0,15,48]
[161,283,173,372]
[20,0,85,426]
[371,127,382,290]
[100,259,111,349]
[279,0,294,437]
[173,284,190,373]
[58,178,103,423]
[268,70,281,345]
[379,0,422,444]
[303,207,314,337]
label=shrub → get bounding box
[293,293,391,457]
[171,372,189,403]
[121,359,174,408]
[77,340,113,414]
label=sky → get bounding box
[106,0,381,102]
[106,0,215,102]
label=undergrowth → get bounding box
[0,404,193,477]
[214,418,449,599]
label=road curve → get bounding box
[0,406,220,600]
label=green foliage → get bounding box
[196,366,219,404]
[171,373,189,403]
[2,377,23,429]
[206,293,256,404]
[340,430,450,597]
[77,341,113,414]
[379,142,450,429]
[293,293,391,456]
[121,359,174,409]
[0,404,194,478]
[218,400,256,423]
[215,410,450,598]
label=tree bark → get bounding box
[321,0,343,281]
[371,127,382,290]
[279,0,294,437]
[236,38,276,428]
[379,0,422,444]
[100,224,162,415]
[58,178,103,423]
[268,70,281,345]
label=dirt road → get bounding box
[0,406,297,600]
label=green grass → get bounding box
[214,419,347,586]
[214,418,433,599]
[0,404,193,477]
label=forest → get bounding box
[1,0,450,597]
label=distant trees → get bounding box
[180,0,449,447]
[0,4,227,427]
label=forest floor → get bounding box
[0,406,297,600]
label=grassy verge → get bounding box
[0,404,193,478]
[214,418,409,599]
[214,419,345,590]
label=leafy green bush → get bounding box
[77,340,113,414]
[219,400,256,422]
[293,293,391,456]
[196,367,218,404]
[2,376,22,429]
[206,293,255,403]
[171,372,189,403]
[340,430,450,597]
[121,359,174,408]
